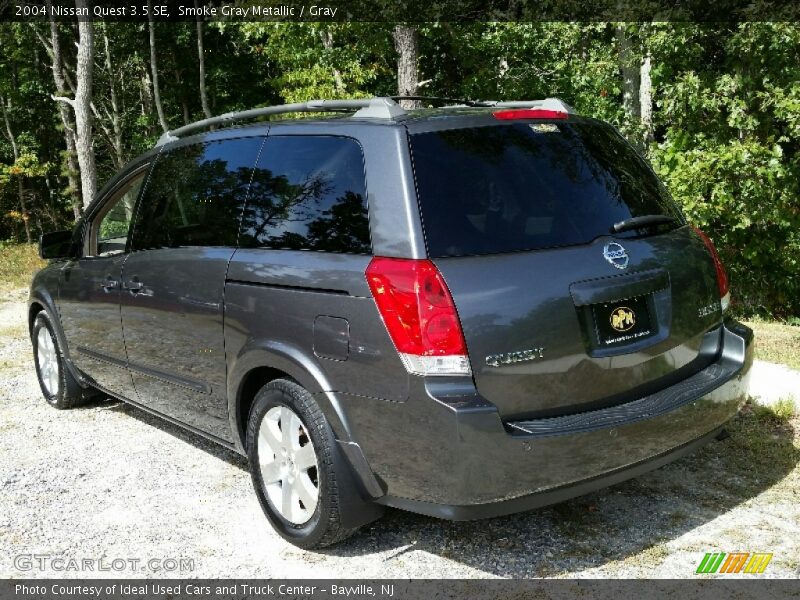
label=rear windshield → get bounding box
[409,120,683,257]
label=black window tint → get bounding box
[130,138,263,250]
[240,136,370,253]
[410,121,683,257]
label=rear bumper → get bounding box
[379,425,725,520]
[367,319,753,519]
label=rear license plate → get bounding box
[593,294,655,347]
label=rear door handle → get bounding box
[101,277,118,292]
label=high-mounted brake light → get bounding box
[493,108,569,120]
[692,226,730,311]
[365,257,471,376]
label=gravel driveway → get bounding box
[1,288,798,579]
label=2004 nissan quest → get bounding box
[30,97,753,548]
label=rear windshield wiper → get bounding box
[611,215,676,234]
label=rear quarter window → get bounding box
[238,135,370,254]
[410,120,682,257]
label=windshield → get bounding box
[409,120,683,257]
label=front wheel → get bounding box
[32,312,85,409]
[246,379,359,548]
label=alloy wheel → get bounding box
[37,327,60,396]
[257,405,319,524]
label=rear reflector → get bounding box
[493,108,569,120]
[365,257,471,376]
[692,226,730,310]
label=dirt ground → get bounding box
[1,288,798,579]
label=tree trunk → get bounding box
[138,51,151,116]
[16,179,32,243]
[195,2,212,119]
[0,96,32,242]
[50,12,97,211]
[319,28,344,95]
[44,174,61,226]
[148,3,169,133]
[393,25,420,109]
[45,1,82,219]
[639,53,654,149]
[616,24,641,123]
[73,12,97,210]
[62,129,82,220]
[102,23,125,169]
[174,69,190,125]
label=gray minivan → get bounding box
[30,97,753,548]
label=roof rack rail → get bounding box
[154,96,576,147]
[390,95,475,106]
[482,98,575,113]
[391,96,546,108]
[388,96,576,112]
[155,97,406,147]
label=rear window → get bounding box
[409,120,682,257]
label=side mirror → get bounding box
[39,230,76,260]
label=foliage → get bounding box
[0,22,65,241]
[235,23,394,103]
[650,23,800,316]
[418,22,799,316]
[0,21,797,316]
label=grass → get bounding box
[767,398,797,420]
[0,353,30,372]
[744,319,800,371]
[0,243,45,295]
[0,321,28,339]
[722,400,800,496]
[667,510,689,526]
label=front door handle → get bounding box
[124,279,144,293]
[101,277,118,292]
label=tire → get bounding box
[246,379,359,548]
[31,311,85,409]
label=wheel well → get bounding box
[237,366,289,448]
[28,302,44,333]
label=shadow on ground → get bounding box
[100,399,249,469]
[101,396,798,577]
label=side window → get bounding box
[92,171,145,256]
[130,137,263,250]
[239,136,370,254]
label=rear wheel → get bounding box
[32,312,85,409]
[246,379,358,548]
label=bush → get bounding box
[647,23,800,318]
[651,139,800,317]
[0,242,46,293]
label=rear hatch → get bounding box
[408,114,725,420]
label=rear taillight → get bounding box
[365,257,471,376]
[493,108,568,120]
[692,226,730,311]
